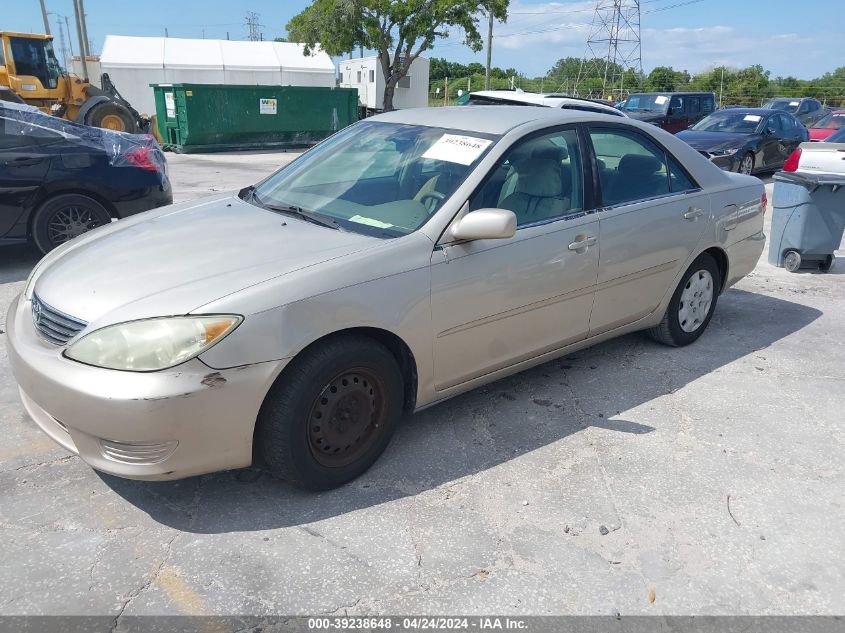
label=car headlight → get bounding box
[64,315,242,372]
[710,148,741,156]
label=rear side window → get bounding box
[589,128,670,205]
[702,95,715,114]
[589,128,697,205]
[687,96,701,116]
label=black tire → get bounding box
[783,250,802,273]
[648,253,721,347]
[738,152,754,175]
[85,101,138,133]
[818,254,835,273]
[31,194,112,254]
[256,335,404,490]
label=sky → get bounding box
[5,0,843,80]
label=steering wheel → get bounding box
[419,191,445,212]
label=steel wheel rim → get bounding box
[740,155,753,175]
[678,269,714,333]
[307,368,386,468]
[47,206,104,246]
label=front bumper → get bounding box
[5,293,285,480]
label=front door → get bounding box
[586,125,709,335]
[430,127,599,391]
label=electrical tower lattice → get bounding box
[575,0,642,99]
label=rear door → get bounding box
[587,125,709,335]
[760,113,785,168]
[0,115,52,236]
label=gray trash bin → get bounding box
[769,171,845,272]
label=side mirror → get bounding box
[764,127,776,136]
[451,208,517,241]
[667,107,674,116]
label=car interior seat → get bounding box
[498,157,570,224]
[603,154,665,205]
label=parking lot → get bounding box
[0,151,843,618]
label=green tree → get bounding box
[288,0,509,111]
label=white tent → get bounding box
[100,36,336,116]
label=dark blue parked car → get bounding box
[1,102,171,253]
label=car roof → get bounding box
[370,106,603,135]
[462,90,624,115]
[627,91,713,96]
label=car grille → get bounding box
[31,294,88,345]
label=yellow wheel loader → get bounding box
[0,31,148,133]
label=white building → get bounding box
[338,55,429,111]
[99,36,336,116]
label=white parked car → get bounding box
[463,90,627,117]
[783,127,845,177]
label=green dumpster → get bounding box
[150,84,359,153]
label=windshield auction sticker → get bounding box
[744,115,762,122]
[422,134,493,165]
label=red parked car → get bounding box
[808,110,845,141]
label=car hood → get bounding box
[676,130,752,152]
[32,193,381,325]
[623,111,665,122]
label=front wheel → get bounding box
[86,101,138,133]
[648,253,721,347]
[257,335,404,490]
[31,194,112,254]
[738,152,754,175]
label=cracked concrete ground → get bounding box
[0,153,843,619]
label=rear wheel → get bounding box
[86,101,138,133]
[738,152,754,175]
[31,194,112,254]
[648,253,721,347]
[257,335,404,490]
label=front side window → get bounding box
[589,128,672,206]
[252,121,498,237]
[469,129,583,227]
[687,97,701,116]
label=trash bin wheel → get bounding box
[784,250,802,272]
[819,254,835,273]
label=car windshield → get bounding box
[813,113,845,130]
[763,99,800,113]
[692,111,764,134]
[826,128,845,143]
[250,121,498,238]
[622,94,670,113]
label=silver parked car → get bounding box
[7,107,766,489]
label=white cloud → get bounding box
[428,1,838,79]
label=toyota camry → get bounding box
[7,107,766,489]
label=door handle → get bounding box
[10,157,43,167]
[684,207,704,220]
[568,236,597,251]
[723,223,737,231]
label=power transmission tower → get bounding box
[575,0,642,99]
[245,11,263,42]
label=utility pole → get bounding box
[64,15,74,57]
[72,0,88,80]
[39,0,51,34]
[53,15,67,67]
[485,10,493,90]
[719,66,725,109]
[76,0,91,59]
[576,0,642,99]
